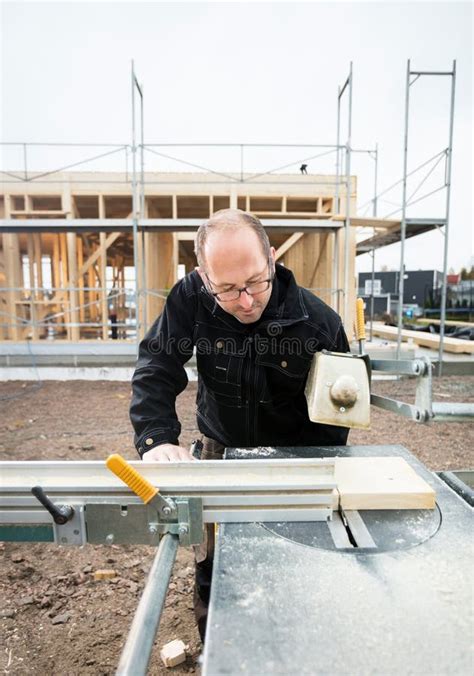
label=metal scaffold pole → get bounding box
[138,79,147,334]
[131,60,140,349]
[397,59,457,365]
[343,63,353,328]
[333,85,342,314]
[369,143,379,342]
[438,60,457,374]
[131,60,145,346]
[335,63,353,326]
[397,59,411,360]
[116,533,179,675]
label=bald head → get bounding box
[195,208,271,270]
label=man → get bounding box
[130,208,350,638]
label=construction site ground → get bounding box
[1,376,473,675]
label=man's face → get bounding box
[198,228,276,324]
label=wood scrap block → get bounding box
[335,456,436,510]
[371,322,474,354]
[160,639,186,668]
[93,569,117,580]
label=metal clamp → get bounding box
[53,505,86,546]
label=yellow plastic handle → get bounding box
[355,298,366,341]
[106,454,158,504]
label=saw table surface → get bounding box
[202,444,473,676]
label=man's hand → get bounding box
[142,443,196,462]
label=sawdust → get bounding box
[232,446,278,457]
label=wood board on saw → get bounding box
[334,456,436,510]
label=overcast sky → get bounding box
[1,0,472,274]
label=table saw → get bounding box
[202,443,473,675]
[1,354,473,675]
[1,443,472,675]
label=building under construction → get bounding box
[1,167,443,345]
[0,60,458,358]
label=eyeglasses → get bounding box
[205,260,274,302]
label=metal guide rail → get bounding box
[0,455,337,547]
[0,454,337,675]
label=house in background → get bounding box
[358,270,443,319]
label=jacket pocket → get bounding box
[196,351,243,404]
[256,353,312,403]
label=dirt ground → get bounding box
[1,376,473,675]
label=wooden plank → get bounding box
[335,456,436,510]
[26,236,39,340]
[88,262,97,321]
[77,235,85,323]
[67,232,79,340]
[33,233,43,290]
[145,232,177,322]
[274,232,304,261]
[59,233,70,338]
[78,232,121,278]
[26,234,36,293]
[417,318,474,328]
[371,322,474,354]
[331,216,401,229]
[3,232,22,339]
[52,235,61,290]
[100,232,108,340]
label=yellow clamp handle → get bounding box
[106,453,158,504]
[355,298,366,341]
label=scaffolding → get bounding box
[397,60,457,373]
[0,60,458,363]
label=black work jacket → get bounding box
[130,264,350,457]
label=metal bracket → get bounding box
[175,498,204,546]
[370,356,434,423]
[53,505,86,546]
[85,498,204,546]
[414,356,433,421]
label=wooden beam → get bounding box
[145,232,177,324]
[67,232,80,340]
[59,233,70,336]
[26,235,38,339]
[62,186,72,217]
[77,235,85,323]
[33,233,43,291]
[52,235,61,290]
[371,323,474,354]
[88,261,97,322]
[331,216,401,229]
[275,232,304,261]
[307,232,330,290]
[100,232,108,340]
[78,232,121,278]
[3,233,22,339]
[26,235,36,294]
